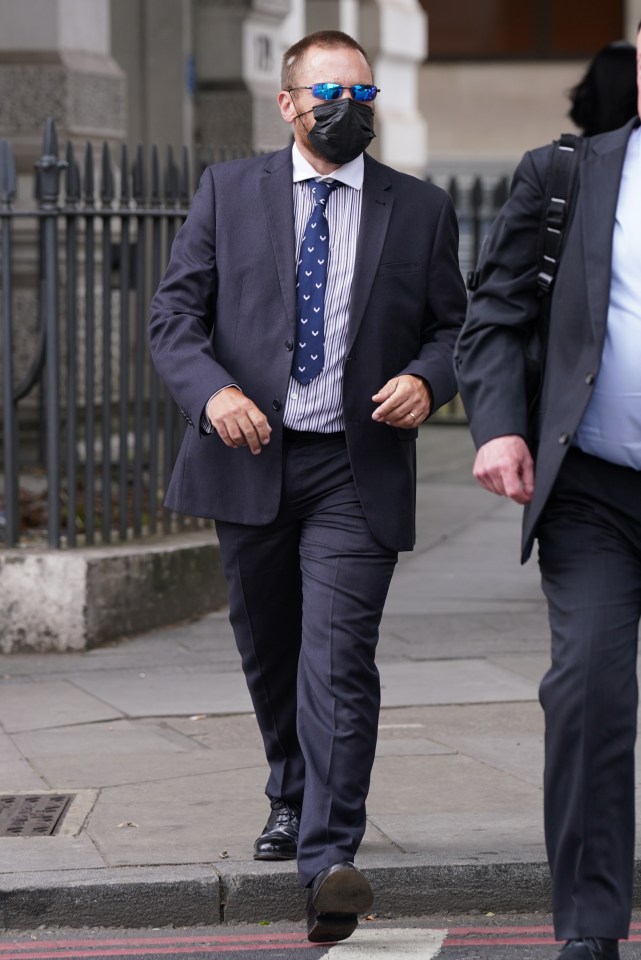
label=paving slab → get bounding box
[0,835,106,874]
[21,746,267,791]
[12,720,201,758]
[366,810,546,861]
[69,669,253,717]
[380,658,538,706]
[0,681,124,733]
[0,758,49,792]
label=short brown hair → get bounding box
[281,30,373,91]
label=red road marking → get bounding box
[0,934,320,960]
[0,935,306,952]
[3,922,641,958]
[444,929,641,948]
[445,937,557,947]
[447,926,554,936]
[0,944,320,960]
[447,922,641,936]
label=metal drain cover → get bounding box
[0,794,75,837]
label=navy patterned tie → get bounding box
[292,180,338,385]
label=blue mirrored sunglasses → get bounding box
[289,82,380,102]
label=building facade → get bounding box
[2,0,638,183]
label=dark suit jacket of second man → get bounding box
[455,117,641,561]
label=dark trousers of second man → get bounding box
[537,446,641,941]
[215,431,398,887]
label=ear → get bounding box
[278,90,297,124]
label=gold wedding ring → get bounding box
[409,412,417,421]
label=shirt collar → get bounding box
[292,143,364,191]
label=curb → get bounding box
[0,861,556,930]
[0,867,220,930]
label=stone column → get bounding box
[0,0,125,172]
[193,0,292,153]
[110,0,193,157]
[358,0,427,177]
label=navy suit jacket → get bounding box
[149,147,466,551]
[456,118,640,562]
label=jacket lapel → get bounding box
[580,119,638,340]
[260,148,297,331]
[347,155,393,351]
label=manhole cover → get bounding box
[0,794,75,837]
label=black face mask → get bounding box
[305,98,376,165]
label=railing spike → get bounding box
[0,140,17,205]
[65,142,81,203]
[119,142,130,204]
[42,117,59,161]
[150,145,160,206]
[83,141,95,206]
[132,145,146,204]
[101,141,114,205]
[470,176,483,210]
[164,145,178,203]
[35,117,66,206]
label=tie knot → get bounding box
[310,179,336,208]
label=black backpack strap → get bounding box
[537,133,584,300]
[525,133,584,424]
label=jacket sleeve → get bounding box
[400,192,468,413]
[148,167,235,434]
[454,147,550,448]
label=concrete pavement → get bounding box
[0,425,628,930]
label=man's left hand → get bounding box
[372,375,432,428]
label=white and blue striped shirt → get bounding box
[283,145,363,432]
[204,146,363,435]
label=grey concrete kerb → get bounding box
[0,860,555,930]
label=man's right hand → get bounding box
[473,435,535,505]
[206,388,272,455]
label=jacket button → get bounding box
[558,433,569,445]
[285,339,294,351]
[272,399,282,411]
[585,372,595,385]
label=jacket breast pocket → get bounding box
[376,260,424,278]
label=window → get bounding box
[421,0,625,60]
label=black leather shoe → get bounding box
[306,862,373,944]
[559,939,620,960]
[253,798,301,861]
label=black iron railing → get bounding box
[0,119,511,550]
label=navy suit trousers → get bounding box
[537,446,641,940]
[215,433,398,887]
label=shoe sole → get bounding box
[307,913,358,944]
[312,868,374,915]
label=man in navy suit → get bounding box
[456,22,641,960]
[150,29,465,942]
